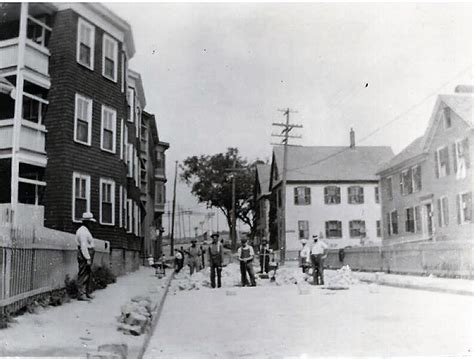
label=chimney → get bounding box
[350,128,355,148]
[454,85,474,94]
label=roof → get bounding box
[438,94,473,127]
[272,145,394,184]
[377,136,424,174]
[128,69,146,108]
[256,164,271,195]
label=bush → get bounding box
[91,265,116,291]
[0,311,11,329]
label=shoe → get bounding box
[86,293,94,299]
[77,295,91,301]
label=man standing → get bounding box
[299,239,311,274]
[237,238,256,287]
[187,240,201,275]
[200,244,206,270]
[208,233,223,288]
[76,212,96,301]
[174,249,183,273]
[310,235,328,285]
[258,238,271,274]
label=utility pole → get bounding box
[271,108,302,264]
[170,161,178,256]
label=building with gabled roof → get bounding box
[377,86,473,244]
[254,163,271,246]
[269,130,393,258]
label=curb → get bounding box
[136,271,175,359]
[359,278,474,297]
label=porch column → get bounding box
[10,2,28,226]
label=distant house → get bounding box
[254,164,271,246]
[269,130,394,258]
[377,86,473,244]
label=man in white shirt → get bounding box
[76,212,96,301]
[310,235,328,285]
[299,239,311,274]
[237,238,256,286]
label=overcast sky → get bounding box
[108,2,472,237]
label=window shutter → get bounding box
[457,194,462,224]
[324,187,328,204]
[464,138,471,169]
[445,147,450,175]
[452,143,458,174]
[294,187,298,205]
[359,187,364,203]
[434,151,439,178]
[437,198,442,227]
[325,222,329,238]
[305,187,311,204]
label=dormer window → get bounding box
[444,107,452,129]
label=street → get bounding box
[145,273,474,358]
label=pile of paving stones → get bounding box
[117,295,153,336]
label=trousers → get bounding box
[210,264,222,288]
[310,254,325,285]
[240,260,256,286]
[77,248,95,296]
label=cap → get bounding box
[81,212,96,222]
[210,233,220,238]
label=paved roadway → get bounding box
[144,282,474,358]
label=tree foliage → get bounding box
[180,148,260,237]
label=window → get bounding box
[120,119,124,159]
[349,220,366,237]
[127,144,133,177]
[324,186,340,204]
[405,207,415,233]
[155,182,164,205]
[102,34,118,81]
[376,220,381,237]
[348,186,364,204]
[386,212,392,236]
[134,202,139,236]
[126,199,132,233]
[294,187,311,205]
[390,210,398,235]
[156,150,164,169]
[444,107,452,129]
[77,18,95,69]
[122,187,127,229]
[454,138,470,179]
[374,186,380,203]
[72,172,90,222]
[119,185,123,227]
[18,163,45,205]
[298,220,309,239]
[401,169,413,195]
[412,165,422,192]
[23,93,48,124]
[415,206,421,233]
[325,221,342,238]
[436,146,450,178]
[123,125,128,164]
[100,178,115,225]
[121,52,126,92]
[458,192,472,224]
[437,196,449,227]
[74,94,92,145]
[101,106,116,153]
[127,88,135,122]
[384,176,393,200]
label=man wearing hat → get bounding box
[186,239,202,275]
[208,233,224,288]
[237,237,256,287]
[75,212,96,301]
[299,239,311,274]
[258,238,271,274]
[310,234,328,285]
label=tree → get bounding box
[180,148,259,240]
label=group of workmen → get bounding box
[174,233,274,288]
[299,234,328,285]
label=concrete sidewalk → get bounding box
[352,270,474,296]
[0,266,172,358]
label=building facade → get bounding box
[140,111,169,259]
[269,133,393,258]
[0,3,167,273]
[377,87,473,244]
[254,163,271,246]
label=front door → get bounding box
[421,203,433,239]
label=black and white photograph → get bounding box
[0,1,473,358]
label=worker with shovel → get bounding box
[259,238,271,276]
[237,237,256,287]
[310,234,328,285]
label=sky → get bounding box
[107,2,472,238]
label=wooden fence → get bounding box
[0,224,110,314]
[325,240,474,278]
